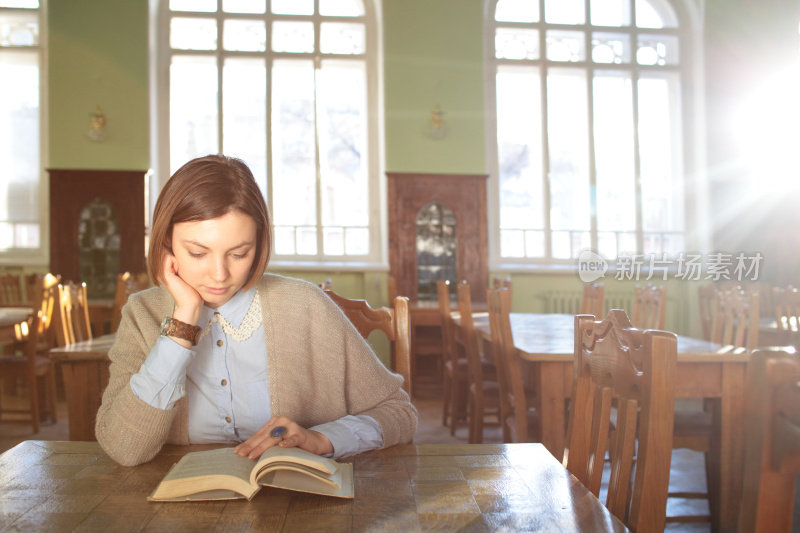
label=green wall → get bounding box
[383,0,486,174]
[48,0,149,169]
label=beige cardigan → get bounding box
[95,274,417,466]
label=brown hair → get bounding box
[148,155,272,290]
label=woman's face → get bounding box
[170,210,257,308]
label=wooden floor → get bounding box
[0,383,711,531]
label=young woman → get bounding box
[96,155,417,466]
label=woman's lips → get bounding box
[205,286,228,295]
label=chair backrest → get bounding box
[739,348,800,533]
[55,281,93,346]
[0,273,25,306]
[580,282,605,317]
[324,288,411,396]
[631,284,667,330]
[25,273,61,357]
[710,287,760,351]
[566,309,677,531]
[772,286,800,337]
[488,286,531,442]
[111,272,151,332]
[436,280,457,369]
[492,276,512,290]
[458,281,488,397]
[697,283,716,340]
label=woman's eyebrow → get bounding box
[181,239,254,251]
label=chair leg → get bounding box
[441,369,451,426]
[28,369,40,434]
[473,395,485,444]
[47,367,58,424]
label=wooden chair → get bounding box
[55,281,93,347]
[738,347,800,533]
[566,310,677,532]
[487,286,539,443]
[0,273,60,433]
[580,282,604,317]
[669,286,760,523]
[324,288,412,396]
[110,272,151,333]
[710,287,760,352]
[437,280,467,434]
[318,278,333,290]
[631,284,667,330]
[0,273,25,306]
[458,280,500,443]
[697,283,716,340]
[771,286,800,347]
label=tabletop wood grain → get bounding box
[0,440,626,532]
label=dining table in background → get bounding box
[455,311,745,533]
[0,440,625,532]
[48,333,116,441]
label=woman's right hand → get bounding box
[161,252,203,326]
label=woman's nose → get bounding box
[211,258,229,281]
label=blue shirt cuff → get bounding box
[129,335,194,409]
[310,414,383,459]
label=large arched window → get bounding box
[156,0,381,265]
[0,0,44,262]
[488,0,695,264]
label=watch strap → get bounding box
[160,316,202,346]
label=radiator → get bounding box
[543,290,634,315]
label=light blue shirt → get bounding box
[129,287,382,458]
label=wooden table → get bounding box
[0,440,626,532]
[458,312,746,533]
[48,333,115,441]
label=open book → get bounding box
[147,446,353,501]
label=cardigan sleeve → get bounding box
[95,289,188,466]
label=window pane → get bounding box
[525,230,545,257]
[635,0,678,28]
[545,0,585,25]
[272,21,313,53]
[546,30,585,62]
[638,74,684,233]
[320,0,364,17]
[0,1,38,7]
[594,72,635,233]
[547,68,590,233]
[495,28,539,60]
[0,48,39,249]
[170,17,217,50]
[590,0,630,26]
[0,10,38,46]
[320,22,365,55]
[271,0,312,15]
[223,19,266,51]
[592,32,631,63]
[345,227,368,255]
[223,0,265,14]
[500,229,526,258]
[495,0,539,23]
[636,34,679,66]
[496,66,544,236]
[223,58,267,192]
[170,55,218,173]
[271,60,316,252]
[323,227,344,255]
[318,61,368,251]
[170,0,216,13]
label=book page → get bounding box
[148,447,257,501]
[252,446,337,478]
[161,448,254,483]
[258,462,354,499]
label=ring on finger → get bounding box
[269,426,287,440]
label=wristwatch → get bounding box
[160,316,202,346]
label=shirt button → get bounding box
[217,339,224,347]
[221,379,227,386]
[225,416,231,423]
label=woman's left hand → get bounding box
[233,416,334,459]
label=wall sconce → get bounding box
[87,105,107,142]
[429,104,446,139]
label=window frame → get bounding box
[152,0,386,271]
[0,0,48,267]
[484,0,709,271]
